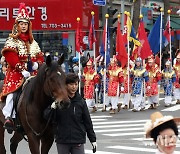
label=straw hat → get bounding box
[144,112,180,138]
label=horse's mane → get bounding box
[23,62,60,105]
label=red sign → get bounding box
[0,0,99,31]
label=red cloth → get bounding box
[137,20,152,59]
[116,20,128,68]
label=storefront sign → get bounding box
[0,0,99,31]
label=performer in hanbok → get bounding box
[0,3,44,133]
[106,55,124,114]
[130,57,149,112]
[145,56,161,109]
[82,58,99,112]
[121,64,131,109]
[173,53,180,104]
[162,59,176,107]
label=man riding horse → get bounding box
[0,3,44,133]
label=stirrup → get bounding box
[4,118,14,134]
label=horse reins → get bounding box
[25,68,56,137]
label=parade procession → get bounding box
[0,0,180,154]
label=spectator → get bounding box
[145,112,180,154]
[52,73,97,154]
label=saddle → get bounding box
[4,77,34,134]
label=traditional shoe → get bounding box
[165,104,171,107]
[176,99,180,104]
[117,103,122,112]
[122,105,128,109]
[3,117,14,134]
[153,103,157,109]
[132,108,138,112]
[109,108,112,111]
[102,105,107,112]
[140,107,145,111]
[109,109,116,114]
[148,104,154,109]
[91,106,97,113]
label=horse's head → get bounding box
[44,54,70,109]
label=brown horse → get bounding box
[0,54,70,154]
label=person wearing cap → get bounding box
[162,59,176,107]
[145,55,161,109]
[82,58,99,112]
[106,55,124,114]
[72,57,80,75]
[173,52,180,104]
[130,57,149,112]
[144,112,180,154]
[0,3,44,133]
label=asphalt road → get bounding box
[4,95,180,154]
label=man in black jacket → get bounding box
[52,73,97,154]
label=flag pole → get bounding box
[77,17,81,94]
[125,11,130,109]
[168,10,172,60]
[91,11,98,107]
[103,14,109,108]
[159,8,163,72]
[91,11,97,72]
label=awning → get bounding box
[171,17,180,30]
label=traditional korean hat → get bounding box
[16,3,30,23]
[86,58,93,66]
[110,55,117,64]
[144,112,180,138]
[147,55,154,63]
[10,3,33,43]
[177,53,180,59]
[165,59,171,65]
[135,57,142,63]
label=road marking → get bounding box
[107,145,156,152]
[161,104,180,111]
[91,115,112,118]
[93,119,148,125]
[103,132,145,137]
[95,127,143,133]
[85,150,123,154]
[91,119,107,122]
[94,123,144,129]
[107,145,180,153]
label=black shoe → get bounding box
[3,117,14,134]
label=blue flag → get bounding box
[148,15,162,54]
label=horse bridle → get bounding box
[25,67,58,137]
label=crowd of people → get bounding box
[73,49,180,114]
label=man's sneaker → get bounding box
[3,117,14,134]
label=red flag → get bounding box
[75,19,82,54]
[88,16,96,50]
[123,14,128,44]
[137,19,152,59]
[116,19,128,68]
[163,17,171,46]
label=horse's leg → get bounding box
[26,132,40,154]
[10,132,23,154]
[41,128,54,154]
[0,121,6,154]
